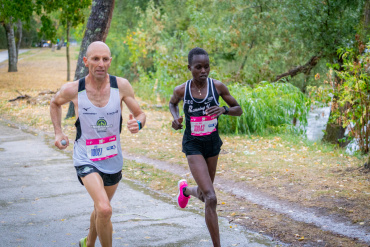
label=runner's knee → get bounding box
[204,191,217,207]
[95,203,112,219]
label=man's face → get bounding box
[188,55,210,83]
[83,43,112,80]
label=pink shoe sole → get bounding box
[177,179,190,208]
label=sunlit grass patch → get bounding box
[0,47,78,93]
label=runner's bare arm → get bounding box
[205,80,242,117]
[169,83,185,130]
[50,81,79,149]
[117,77,146,134]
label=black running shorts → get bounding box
[75,165,122,186]
[182,134,223,159]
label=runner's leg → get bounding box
[87,208,97,246]
[86,183,119,247]
[185,154,220,247]
[185,155,218,200]
[81,173,119,247]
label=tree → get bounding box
[65,0,115,118]
[0,0,33,72]
[0,0,58,72]
[273,0,366,145]
[58,0,91,81]
[333,41,370,154]
[275,0,364,84]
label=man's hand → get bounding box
[172,116,183,130]
[55,134,69,150]
[127,113,140,134]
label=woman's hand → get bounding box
[205,106,225,118]
[172,116,183,130]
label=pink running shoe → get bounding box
[177,179,190,208]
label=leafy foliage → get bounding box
[0,0,57,42]
[106,0,365,90]
[330,42,370,153]
[103,0,366,136]
[282,0,365,60]
[218,82,309,135]
[58,0,91,28]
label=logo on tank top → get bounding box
[97,119,107,126]
[188,103,211,115]
[91,117,113,132]
[82,106,97,115]
[107,110,119,115]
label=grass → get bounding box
[0,46,369,246]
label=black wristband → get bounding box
[223,106,229,115]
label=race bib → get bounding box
[190,116,217,136]
[86,135,118,161]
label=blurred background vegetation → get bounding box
[1,0,369,154]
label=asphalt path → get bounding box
[0,49,29,63]
[0,121,279,247]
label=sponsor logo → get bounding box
[91,118,113,132]
[82,166,93,174]
[106,145,116,151]
[83,112,97,115]
[83,107,91,111]
[107,110,119,115]
[97,119,107,126]
[188,105,205,113]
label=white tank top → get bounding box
[73,75,123,174]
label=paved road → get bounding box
[0,121,279,247]
[0,49,29,63]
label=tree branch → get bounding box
[274,54,321,82]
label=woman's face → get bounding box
[188,54,210,83]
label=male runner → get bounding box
[169,47,242,247]
[50,41,146,247]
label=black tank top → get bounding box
[183,77,220,141]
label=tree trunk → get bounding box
[323,56,346,146]
[66,0,115,119]
[57,38,64,50]
[363,0,370,34]
[15,19,22,61]
[3,21,18,72]
[239,40,255,72]
[365,156,370,169]
[66,22,71,81]
[322,123,347,146]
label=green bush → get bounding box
[218,82,309,135]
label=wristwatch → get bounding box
[223,106,229,115]
[137,120,142,130]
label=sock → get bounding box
[183,187,189,197]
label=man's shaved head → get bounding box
[85,41,111,58]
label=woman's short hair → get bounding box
[188,47,208,65]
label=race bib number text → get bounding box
[86,135,118,161]
[190,116,217,136]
